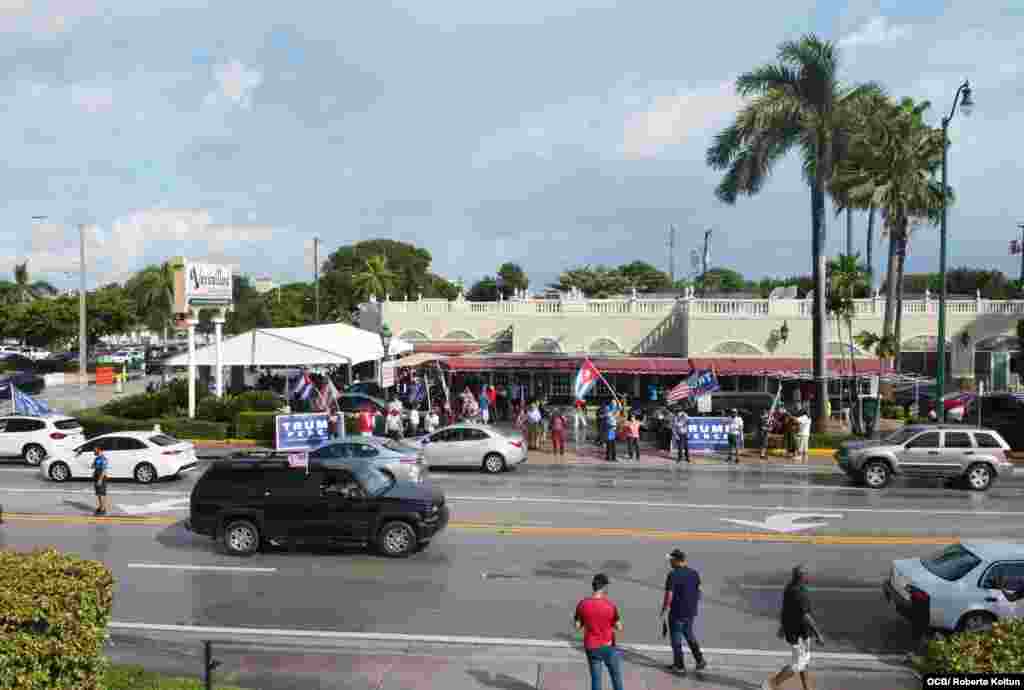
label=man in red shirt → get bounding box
[357,407,376,437]
[574,573,625,690]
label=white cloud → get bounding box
[205,60,263,109]
[621,81,743,159]
[840,16,912,48]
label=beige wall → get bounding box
[362,296,1024,379]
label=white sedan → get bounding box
[41,431,199,484]
[415,424,528,473]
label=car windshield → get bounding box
[354,466,395,496]
[54,419,82,431]
[884,428,920,446]
[149,434,181,447]
[380,439,418,453]
[921,544,982,581]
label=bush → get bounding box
[75,409,228,440]
[195,396,236,424]
[76,410,151,437]
[157,417,228,440]
[923,618,1024,673]
[235,411,277,442]
[232,390,283,412]
[0,548,114,690]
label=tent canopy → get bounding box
[163,322,412,368]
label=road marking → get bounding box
[447,494,1024,517]
[759,484,860,492]
[118,498,191,515]
[737,584,880,593]
[0,487,189,497]
[127,563,276,573]
[721,513,844,533]
[106,622,907,665]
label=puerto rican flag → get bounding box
[574,359,602,400]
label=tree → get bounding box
[11,262,56,303]
[225,275,271,334]
[696,267,746,294]
[831,97,949,367]
[351,255,397,302]
[707,34,881,433]
[550,262,672,298]
[856,330,897,375]
[467,276,499,302]
[265,283,315,327]
[614,261,671,293]
[828,254,869,428]
[85,286,136,344]
[496,262,529,298]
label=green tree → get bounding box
[856,330,898,374]
[12,261,56,303]
[85,286,136,345]
[696,267,746,294]
[467,276,499,302]
[124,263,177,340]
[225,275,271,334]
[550,262,671,298]
[496,262,530,298]
[707,34,881,432]
[265,283,315,327]
[828,254,869,425]
[351,255,397,301]
[832,97,949,368]
[616,261,672,293]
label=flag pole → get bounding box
[586,357,621,403]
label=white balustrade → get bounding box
[586,300,631,315]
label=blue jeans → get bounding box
[669,617,704,669]
[585,645,624,690]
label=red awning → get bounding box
[413,341,482,355]
[686,357,884,376]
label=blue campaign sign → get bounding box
[688,370,721,398]
[275,413,331,451]
[687,417,731,453]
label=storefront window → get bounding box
[739,376,761,392]
[493,373,509,386]
[551,374,570,397]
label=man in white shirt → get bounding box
[386,397,404,440]
[425,408,440,434]
[796,410,812,464]
[408,406,421,436]
[728,410,744,464]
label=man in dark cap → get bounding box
[659,549,706,675]
[574,573,625,690]
[762,564,825,690]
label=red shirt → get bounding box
[357,410,375,433]
[574,596,619,650]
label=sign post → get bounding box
[174,258,235,416]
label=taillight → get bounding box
[50,432,66,440]
[509,441,523,448]
[399,456,419,464]
[162,450,182,456]
[907,585,930,603]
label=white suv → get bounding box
[0,415,86,465]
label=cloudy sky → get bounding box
[0,1,1021,292]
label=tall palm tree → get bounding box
[832,97,950,364]
[706,34,882,432]
[352,255,397,301]
[142,262,177,342]
[12,262,56,303]
[856,330,898,377]
[828,254,869,429]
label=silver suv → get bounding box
[835,425,1013,491]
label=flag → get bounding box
[287,451,308,470]
[14,387,51,416]
[667,379,690,403]
[573,359,602,400]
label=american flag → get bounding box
[667,379,690,402]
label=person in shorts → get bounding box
[762,564,825,690]
[92,446,110,516]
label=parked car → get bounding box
[416,424,527,473]
[0,415,85,465]
[835,424,1013,491]
[231,437,428,483]
[884,541,1024,634]
[41,431,198,483]
[963,394,1024,450]
[186,457,449,557]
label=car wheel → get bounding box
[863,461,891,489]
[133,462,157,484]
[964,463,993,492]
[23,444,46,466]
[482,453,506,474]
[48,461,71,482]
[378,521,416,558]
[958,611,996,633]
[223,519,260,556]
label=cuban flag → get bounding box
[573,359,602,401]
[291,371,315,401]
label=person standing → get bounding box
[605,411,618,462]
[758,409,773,459]
[671,408,690,463]
[526,402,542,451]
[660,549,706,675]
[574,573,625,690]
[574,400,588,451]
[408,405,421,436]
[487,384,497,419]
[762,565,825,690]
[425,406,440,434]
[625,414,641,461]
[479,388,491,425]
[357,407,376,437]
[796,409,811,464]
[92,446,110,516]
[386,396,404,440]
[727,410,743,464]
[550,408,567,457]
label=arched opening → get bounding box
[443,330,476,341]
[588,337,622,355]
[708,340,762,355]
[528,337,562,354]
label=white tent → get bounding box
[163,322,413,367]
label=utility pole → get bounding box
[313,236,320,323]
[78,225,87,392]
[701,229,713,296]
[1018,224,1024,285]
[668,225,676,284]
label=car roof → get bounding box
[902,424,1004,433]
[961,541,1024,561]
[93,431,170,439]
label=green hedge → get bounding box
[0,548,114,690]
[923,618,1024,673]
[235,411,277,442]
[75,409,228,441]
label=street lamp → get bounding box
[936,80,973,422]
[380,323,392,392]
[779,321,790,344]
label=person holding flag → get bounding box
[574,359,602,401]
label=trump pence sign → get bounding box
[275,413,331,451]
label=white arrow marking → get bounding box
[720,512,843,533]
[117,498,190,515]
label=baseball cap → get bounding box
[667,549,686,562]
[592,573,610,591]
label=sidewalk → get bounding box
[108,629,919,690]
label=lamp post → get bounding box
[936,80,973,422]
[380,323,392,393]
[1017,223,1024,285]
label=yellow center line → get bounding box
[0,512,954,545]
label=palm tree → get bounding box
[12,262,56,303]
[832,97,950,364]
[352,255,397,301]
[856,330,898,376]
[143,262,177,342]
[828,254,869,429]
[706,34,882,432]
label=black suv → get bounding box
[186,457,449,558]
